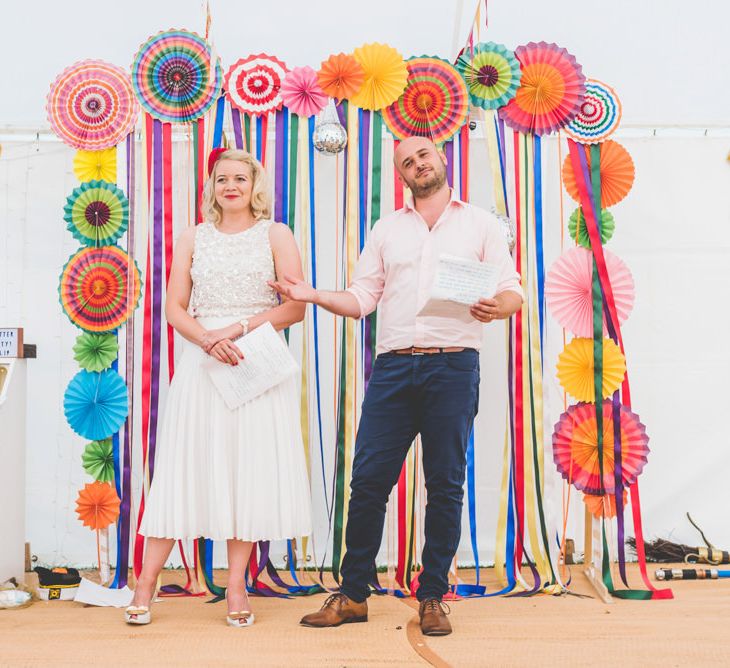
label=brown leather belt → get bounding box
[391,346,466,355]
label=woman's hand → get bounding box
[209,338,244,365]
[201,325,240,353]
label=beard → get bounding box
[405,162,447,198]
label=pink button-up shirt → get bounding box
[346,190,522,354]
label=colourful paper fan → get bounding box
[317,53,364,101]
[75,481,120,530]
[556,337,626,402]
[563,139,635,208]
[383,56,469,145]
[73,332,118,372]
[131,29,222,124]
[280,66,328,118]
[46,60,138,150]
[73,148,117,183]
[82,439,115,483]
[350,43,408,111]
[565,79,622,144]
[454,42,521,110]
[59,246,142,333]
[224,54,288,116]
[553,401,649,495]
[545,246,634,338]
[498,42,585,136]
[568,208,615,248]
[583,490,628,519]
[64,180,129,247]
[64,369,129,441]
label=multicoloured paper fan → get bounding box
[224,54,288,116]
[583,490,628,519]
[280,66,328,118]
[82,439,115,483]
[59,246,142,333]
[64,180,129,247]
[73,148,117,183]
[552,401,650,495]
[75,481,120,530]
[73,332,118,372]
[350,43,408,111]
[499,42,585,136]
[64,369,129,441]
[568,208,615,248]
[131,29,222,124]
[556,337,626,402]
[454,42,521,110]
[382,56,469,144]
[46,60,138,150]
[563,140,635,208]
[545,246,635,338]
[565,79,622,144]
[317,53,364,101]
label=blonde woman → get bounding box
[125,149,312,627]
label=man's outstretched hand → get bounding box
[269,275,318,304]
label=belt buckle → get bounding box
[411,350,425,356]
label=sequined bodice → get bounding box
[190,221,278,318]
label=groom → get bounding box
[270,136,522,636]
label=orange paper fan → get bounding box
[562,139,635,208]
[317,53,364,101]
[583,490,628,519]
[75,481,120,530]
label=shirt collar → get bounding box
[403,187,467,213]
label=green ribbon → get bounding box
[331,327,348,582]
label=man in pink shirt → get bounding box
[271,136,522,636]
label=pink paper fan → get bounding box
[545,247,635,337]
[280,66,328,118]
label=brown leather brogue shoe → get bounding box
[418,598,452,636]
[299,593,368,627]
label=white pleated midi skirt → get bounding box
[140,317,312,542]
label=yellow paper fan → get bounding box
[73,148,117,183]
[350,43,408,111]
[556,337,626,402]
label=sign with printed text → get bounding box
[0,328,23,358]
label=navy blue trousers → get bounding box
[340,349,480,602]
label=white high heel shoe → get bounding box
[124,605,151,625]
[226,610,255,628]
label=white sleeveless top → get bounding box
[189,220,279,318]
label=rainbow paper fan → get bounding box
[46,60,138,150]
[350,43,408,111]
[565,79,622,144]
[553,401,649,495]
[545,246,634,338]
[225,54,288,116]
[281,66,328,118]
[131,29,222,124]
[58,246,141,333]
[317,53,364,101]
[73,148,117,183]
[563,140,635,208]
[568,208,615,249]
[64,180,129,247]
[499,42,585,136]
[383,56,469,145]
[454,42,521,110]
[556,337,626,402]
[64,369,129,441]
[75,481,120,530]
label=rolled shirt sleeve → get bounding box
[482,212,524,300]
[345,222,385,318]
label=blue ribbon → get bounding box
[212,96,225,149]
[534,135,545,350]
[256,116,263,161]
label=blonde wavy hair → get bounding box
[201,149,272,224]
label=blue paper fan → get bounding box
[63,369,129,440]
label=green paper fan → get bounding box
[63,180,129,247]
[73,332,118,372]
[568,208,615,249]
[81,439,115,483]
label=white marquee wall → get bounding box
[2,126,729,569]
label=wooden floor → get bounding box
[2,564,729,667]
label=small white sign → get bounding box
[0,328,23,358]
